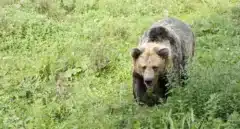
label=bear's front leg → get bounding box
[132,75,147,105]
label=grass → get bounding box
[0,0,240,128]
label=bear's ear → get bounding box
[131,48,142,59]
[154,47,169,59]
[149,26,169,42]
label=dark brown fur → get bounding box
[132,71,168,106]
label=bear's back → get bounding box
[139,17,195,57]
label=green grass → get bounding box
[1,0,240,128]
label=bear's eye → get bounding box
[142,66,146,70]
[152,66,158,71]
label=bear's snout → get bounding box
[144,78,153,86]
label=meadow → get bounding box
[0,0,240,128]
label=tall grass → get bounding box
[0,0,240,128]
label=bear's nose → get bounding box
[144,79,153,86]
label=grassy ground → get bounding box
[1,0,240,128]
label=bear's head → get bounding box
[131,42,171,88]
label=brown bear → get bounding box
[131,17,195,106]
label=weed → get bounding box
[0,0,240,128]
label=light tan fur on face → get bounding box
[133,42,172,87]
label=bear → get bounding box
[131,17,195,106]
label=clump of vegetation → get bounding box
[0,0,16,7]
[0,0,240,128]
